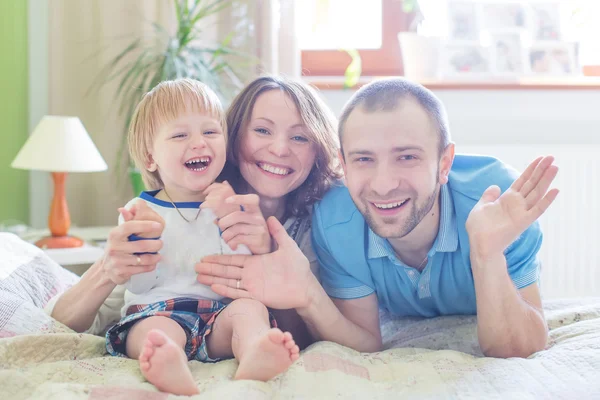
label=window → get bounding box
[299,0,409,76]
[298,0,600,79]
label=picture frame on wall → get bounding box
[481,1,528,31]
[528,43,577,75]
[530,2,562,41]
[447,1,481,41]
[439,44,491,78]
[490,32,526,75]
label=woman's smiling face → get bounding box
[237,90,317,200]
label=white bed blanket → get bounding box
[1,298,599,399]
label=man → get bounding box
[196,78,558,358]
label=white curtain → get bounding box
[44,0,300,227]
[218,0,300,77]
[255,0,300,77]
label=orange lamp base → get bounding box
[36,172,84,249]
[35,235,84,249]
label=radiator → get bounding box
[459,144,599,300]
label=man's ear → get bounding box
[438,143,455,185]
[338,149,347,175]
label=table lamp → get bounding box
[11,116,108,249]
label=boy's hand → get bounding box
[202,182,272,254]
[201,181,240,219]
[120,200,165,238]
[217,194,272,255]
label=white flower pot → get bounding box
[398,32,441,81]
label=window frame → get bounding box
[300,0,411,76]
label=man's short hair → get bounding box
[338,78,451,155]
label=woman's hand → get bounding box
[103,201,164,285]
[195,217,317,310]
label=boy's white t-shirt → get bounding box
[121,190,250,316]
[44,194,316,336]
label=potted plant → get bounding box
[91,0,249,195]
[398,0,441,80]
[403,0,425,32]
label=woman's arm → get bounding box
[50,217,164,333]
[50,258,118,333]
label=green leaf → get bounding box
[114,49,157,100]
[174,0,183,23]
[96,39,142,78]
[151,21,169,38]
[187,0,202,19]
[191,0,232,25]
[402,0,418,13]
[343,49,362,89]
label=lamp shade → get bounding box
[11,115,107,172]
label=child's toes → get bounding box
[140,345,154,361]
[284,337,296,349]
[140,360,151,371]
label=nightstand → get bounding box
[43,243,105,275]
[19,226,113,276]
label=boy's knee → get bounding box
[227,298,268,317]
[130,316,186,342]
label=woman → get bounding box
[212,76,342,347]
[47,75,341,349]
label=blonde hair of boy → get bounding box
[128,78,227,190]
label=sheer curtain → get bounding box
[218,0,300,78]
[255,0,300,77]
[43,0,300,227]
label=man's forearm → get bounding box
[471,251,547,358]
[52,258,116,333]
[296,283,382,353]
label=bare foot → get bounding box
[235,328,300,381]
[138,329,198,396]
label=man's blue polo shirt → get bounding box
[311,154,543,317]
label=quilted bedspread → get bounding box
[1,297,599,399]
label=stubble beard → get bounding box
[362,184,440,239]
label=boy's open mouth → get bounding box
[184,157,211,171]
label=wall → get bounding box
[0,1,29,225]
[320,88,600,146]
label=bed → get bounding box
[1,232,599,399]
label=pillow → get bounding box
[0,233,79,337]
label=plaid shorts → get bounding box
[106,298,277,362]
